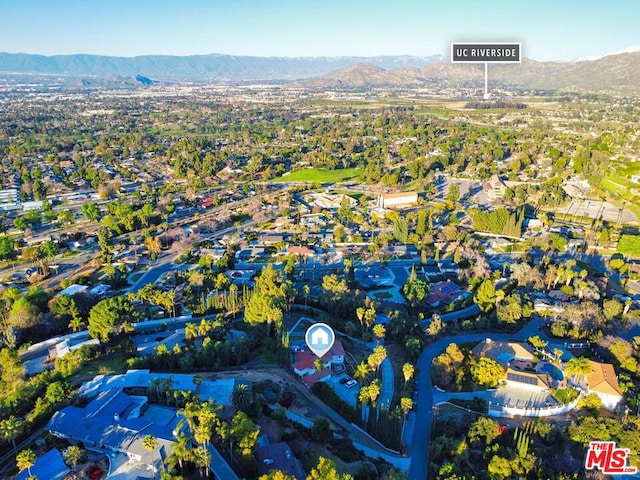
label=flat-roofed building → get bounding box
[378,191,418,209]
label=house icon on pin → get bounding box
[311,328,329,346]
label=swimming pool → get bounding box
[539,362,564,381]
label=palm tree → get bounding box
[373,324,385,344]
[192,445,210,479]
[367,345,387,375]
[565,357,592,385]
[402,363,414,384]
[0,415,23,455]
[303,285,310,306]
[231,384,252,411]
[358,386,370,407]
[143,434,158,480]
[400,396,414,443]
[16,449,36,477]
[63,445,84,470]
[353,361,372,384]
[356,307,366,340]
[177,400,200,435]
[166,432,192,475]
[198,319,212,337]
[367,379,382,407]
[185,322,198,342]
[314,358,324,372]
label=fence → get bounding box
[488,396,580,418]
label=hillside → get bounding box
[0,52,442,81]
[314,51,640,91]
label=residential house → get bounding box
[421,263,442,279]
[427,280,461,307]
[308,193,356,210]
[287,245,316,256]
[472,339,535,368]
[583,361,623,411]
[292,340,345,388]
[47,389,177,470]
[484,175,508,200]
[256,442,305,480]
[258,234,285,245]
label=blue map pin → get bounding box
[305,323,335,358]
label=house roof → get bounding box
[293,340,345,372]
[292,351,316,372]
[288,245,315,255]
[301,368,331,388]
[16,448,70,480]
[381,191,418,200]
[256,442,305,480]
[47,390,179,463]
[588,361,623,397]
[505,368,549,388]
[472,339,535,366]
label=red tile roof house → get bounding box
[427,280,461,307]
[292,340,345,388]
[287,245,316,256]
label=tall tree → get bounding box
[63,445,84,470]
[143,434,158,480]
[564,357,591,383]
[308,456,354,480]
[0,415,23,455]
[354,361,372,384]
[402,363,414,384]
[231,384,252,411]
[16,449,36,476]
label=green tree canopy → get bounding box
[88,296,137,342]
[0,235,16,260]
[470,357,505,387]
[618,235,640,257]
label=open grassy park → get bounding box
[272,168,361,183]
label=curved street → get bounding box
[408,316,545,480]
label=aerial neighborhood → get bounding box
[2,33,640,480]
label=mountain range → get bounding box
[312,52,640,91]
[0,52,442,81]
[0,50,639,91]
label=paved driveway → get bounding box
[327,374,359,406]
[378,358,394,409]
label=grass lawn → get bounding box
[373,291,393,300]
[601,177,630,196]
[271,168,361,183]
[306,443,365,477]
[78,352,127,377]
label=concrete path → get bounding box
[378,358,394,409]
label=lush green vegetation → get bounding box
[272,168,362,183]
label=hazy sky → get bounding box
[0,0,638,60]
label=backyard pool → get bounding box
[539,362,564,381]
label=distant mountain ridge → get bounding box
[0,52,443,81]
[1,50,639,91]
[313,51,640,91]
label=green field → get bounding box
[271,168,361,183]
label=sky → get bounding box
[0,0,638,61]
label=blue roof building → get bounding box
[16,448,70,480]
